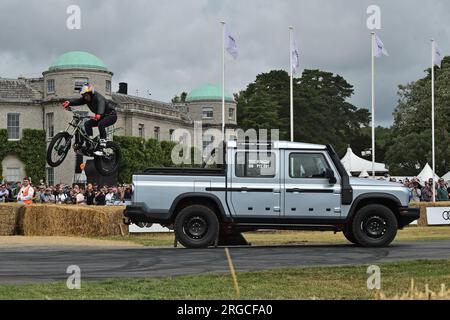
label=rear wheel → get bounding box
[352,204,398,248]
[174,205,219,248]
[94,141,122,176]
[47,132,72,167]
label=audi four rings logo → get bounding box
[442,211,450,221]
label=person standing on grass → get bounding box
[410,181,422,203]
[85,184,96,206]
[436,179,449,202]
[105,187,118,206]
[17,177,34,205]
[421,182,433,202]
[73,185,85,205]
[0,184,9,203]
[56,187,68,204]
[95,187,107,206]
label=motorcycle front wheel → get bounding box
[47,132,72,167]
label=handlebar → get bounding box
[65,107,91,119]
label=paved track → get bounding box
[1,241,450,284]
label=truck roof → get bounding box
[227,140,327,150]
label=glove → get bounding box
[91,114,101,121]
[63,101,70,109]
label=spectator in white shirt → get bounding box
[0,184,9,203]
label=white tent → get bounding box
[341,147,388,175]
[417,163,440,182]
[359,170,370,178]
[442,171,450,182]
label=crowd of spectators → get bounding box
[388,177,450,202]
[0,179,132,206]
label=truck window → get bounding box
[289,153,331,179]
[235,152,276,178]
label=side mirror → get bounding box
[325,169,337,185]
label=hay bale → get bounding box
[22,205,128,237]
[0,203,23,236]
[409,202,450,226]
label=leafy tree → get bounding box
[236,69,370,156]
[172,91,188,103]
[386,56,450,175]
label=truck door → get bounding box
[283,150,341,218]
[229,149,281,217]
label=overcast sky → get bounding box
[1,0,449,126]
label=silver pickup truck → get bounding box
[124,141,419,248]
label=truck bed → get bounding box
[140,167,225,176]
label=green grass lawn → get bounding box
[1,260,449,300]
[94,226,450,247]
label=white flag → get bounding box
[224,25,238,59]
[291,40,300,74]
[434,42,442,67]
[374,34,389,58]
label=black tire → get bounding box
[94,141,122,176]
[47,132,72,167]
[352,204,398,248]
[174,205,219,248]
[343,225,359,245]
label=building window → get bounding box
[202,107,214,119]
[169,129,175,141]
[46,113,54,139]
[229,108,235,120]
[47,79,55,93]
[154,127,160,141]
[7,113,20,140]
[74,78,89,92]
[46,167,55,186]
[138,124,145,138]
[106,80,111,94]
[6,168,21,183]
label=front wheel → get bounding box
[343,225,359,245]
[174,205,219,248]
[352,204,398,248]
[47,132,72,167]
[94,141,122,176]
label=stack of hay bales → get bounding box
[409,202,450,226]
[0,204,23,236]
[22,205,128,237]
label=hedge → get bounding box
[0,129,46,183]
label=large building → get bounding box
[0,51,237,185]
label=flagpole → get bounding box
[371,32,376,178]
[289,26,294,142]
[221,21,226,142]
[431,39,436,202]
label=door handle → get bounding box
[287,188,302,193]
[273,187,281,194]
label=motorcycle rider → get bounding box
[63,83,117,156]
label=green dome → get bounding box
[186,84,234,103]
[49,51,107,71]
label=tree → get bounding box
[172,91,188,103]
[236,69,370,156]
[385,56,450,176]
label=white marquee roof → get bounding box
[417,163,440,182]
[341,147,388,174]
